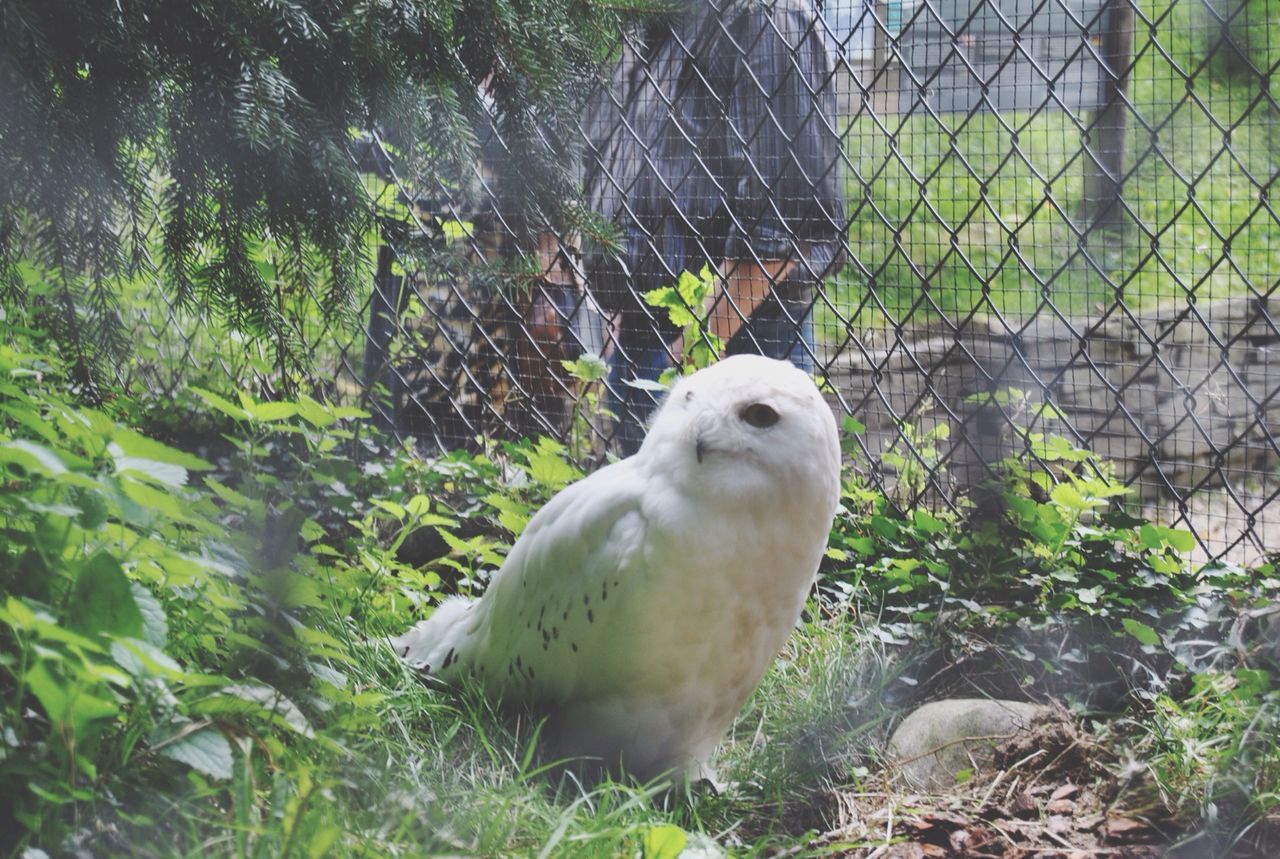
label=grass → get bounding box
[95,611,895,857]
[822,0,1280,340]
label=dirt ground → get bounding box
[765,711,1279,859]
[816,715,1166,857]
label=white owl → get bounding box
[391,354,841,782]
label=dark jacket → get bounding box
[582,0,847,315]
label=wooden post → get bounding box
[1079,0,1136,231]
[363,241,403,433]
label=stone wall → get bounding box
[829,296,1280,502]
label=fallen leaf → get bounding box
[1104,816,1153,842]
[1050,783,1079,801]
[1046,815,1073,835]
[1012,790,1038,816]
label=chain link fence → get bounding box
[110,0,1279,563]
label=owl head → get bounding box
[637,355,841,512]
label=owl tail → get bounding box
[388,595,478,681]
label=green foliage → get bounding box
[0,315,390,851]
[561,351,614,461]
[825,426,1277,711]
[644,265,725,381]
[1,305,1276,853]
[0,0,639,391]
[1134,666,1280,851]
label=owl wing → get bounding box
[464,457,653,703]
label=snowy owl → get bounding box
[391,354,841,782]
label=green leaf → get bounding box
[373,499,407,519]
[0,439,67,476]
[1049,483,1092,511]
[1139,523,1164,550]
[1121,618,1161,647]
[110,638,184,678]
[188,387,250,421]
[1074,586,1103,605]
[198,684,314,737]
[110,442,188,487]
[130,582,169,647]
[293,394,337,427]
[623,377,670,393]
[119,478,197,524]
[405,494,432,518]
[243,400,298,422]
[158,727,234,780]
[67,553,144,640]
[1165,528,1196,553]
[111,428,212,471]
[308,824,344,859]
[912,509,946,535]
[568,352,609,382]
[845,536,875,556]
[641,824,687,859]
[25,662,119,736]
[525,441,579,489]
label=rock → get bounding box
[886,698,1050,791]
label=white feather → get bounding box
[391,354,842,781]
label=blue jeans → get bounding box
[606,296,817,455]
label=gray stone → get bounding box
[828,295,1280,501]
[886,698,1050,791]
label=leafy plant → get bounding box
[644,265,726,382]
[561,351,614,462]
[0,317,395,852]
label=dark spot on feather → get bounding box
[515,655,522,667]
[552,627,559,639]
[527,666,535,679]
[542,629,549,644]
[508,665,514,676]
[563,610,569,621]
[571,643,578,652]
[588,609,594,623]
[583,594,589,606]
[601,583,608,601]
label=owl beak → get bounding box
[695,434,707,463]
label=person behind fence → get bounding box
[581,0,847,455]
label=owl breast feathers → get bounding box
[391,354,842,782]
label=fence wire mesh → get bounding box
[110,0,1279,564]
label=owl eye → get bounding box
[739,403,779,429]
